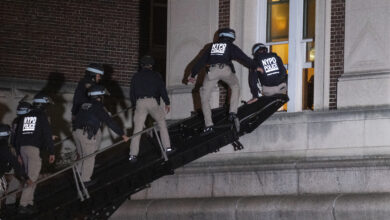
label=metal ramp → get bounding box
[1,94,288,220]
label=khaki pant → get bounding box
[262,82,287,96]
[5,175,21,205]
[19,146,41,207]
[130,98,170,156]
[201,65,239,127]
[73,129,102,182]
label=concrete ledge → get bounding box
[194,106,390,163]
[132,156,390,200]
[111,193,390,220]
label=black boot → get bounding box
[18,205,38,215]
[201,126,214,135]
[128,155,138,163]
[165,147,175,155]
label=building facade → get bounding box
[1,0,390,219]
[113,1,390,219]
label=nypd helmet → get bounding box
[33,93,52,110]
[16,101,32,115]
[86,63,104,77]
[218,28,236,41]
[140,55,155,67]
[252,43,268,55]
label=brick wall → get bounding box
[329,0,345,109]
[0,0,140,86]
[218,0,230,107]
[219,0,230,29]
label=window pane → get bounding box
[303,0,315,39]
[306,41,315,62]
[270,43,288,111]
[302,68,314,110]
[267,0,289,42]
[270,44,288,65]
[152,4,167,46]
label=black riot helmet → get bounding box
[252,43,268,55]
[218,28,236,42]
[16,101,32,116]
[33,93,53,111]
[88,84,109,101]
[0,124,11,141]
[140,55,155,69]
[85,63,104,83]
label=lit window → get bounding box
[267,0,289,42]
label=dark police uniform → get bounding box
[129,67,171,157]
[0,132,29,212]
[15,109,54,207]
[191,35,257,128]
[71,77,92,118]
[71,63,104,120]
[249,52,287,97]
[73,99,125,182]
[6,101,32,206]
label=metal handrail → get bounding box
[0,122,160,201]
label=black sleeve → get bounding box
[97,106,124,136]
[191,45,211,77]
[71,82,86,116]
[10,119,18,148]
[277,56,287,81]
[231,44,258,69]
[249,69,261,98]
[158,75,170,105]
[129,76,137,106]
[41,114,54,155]
[0,147,28,180]
[14,119,22,155]
[6,149,28,180]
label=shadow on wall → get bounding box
[0,102,10,123]
[182,30,223,112]
[39,72,70,172]
[102,64,131,141]
[182,43,210,112]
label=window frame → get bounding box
[260,0,318,112]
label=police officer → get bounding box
[248,43,287,104]
[188,28,261,133]
[71,63,104,121]
[0,124,32,193]
[5,101,33,209]
[73,84,129,184]
[0,124,33,217]
[14,93,55,214]
[129,55,172,163]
